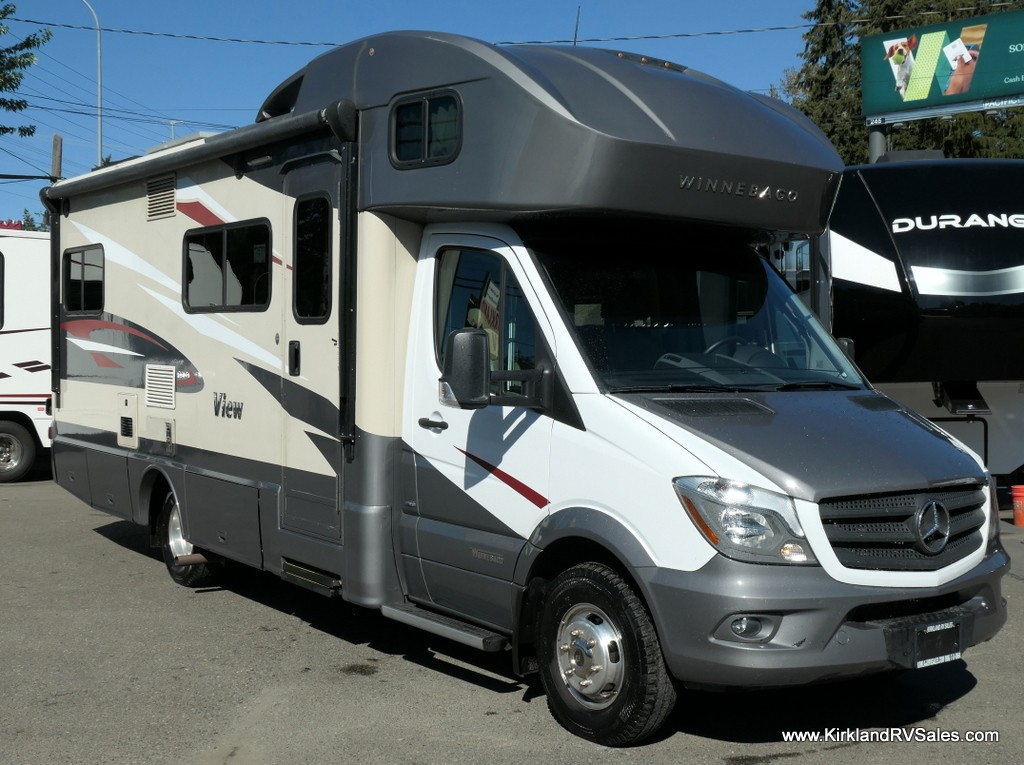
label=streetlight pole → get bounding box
[80,0,102,166]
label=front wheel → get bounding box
[535,562,677,746]
[0,421,36,483]
[157,492,215,587]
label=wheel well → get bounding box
[514,537,647,674]
[140,470,173,547]
[527,537,626,583]
[0,413,45,449]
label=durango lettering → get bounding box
[680,174,799,202]
[891,213,1024,233]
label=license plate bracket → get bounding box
[914,619,961,669]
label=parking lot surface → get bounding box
[1,470,1020,765]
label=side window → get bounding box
[435,248,538,397]
[769,238,811,298]
[63,245,104,313]
[392,92,461,167]
[294,196,331,323]
[184,220,270,312]
[502,276,537,395]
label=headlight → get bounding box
[673,477,818,565]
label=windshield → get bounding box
[526,225,864,393]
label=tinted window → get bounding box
[435,248,538,397]
[63,245,104,313]
[527,223,861,392]
[392,93,460,167]
[294,197,331,323]
[184,221,270,312]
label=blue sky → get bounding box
[1,0,816,220]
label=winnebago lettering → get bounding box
[679,175,800,201]
[43,32,1007,747]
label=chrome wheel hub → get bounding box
[0,435,22,473]
[166,502,193,560]
[554,602,624,710]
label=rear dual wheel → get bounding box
[536,562,677,746]
[0,421,36,483]
[157,492,215,587]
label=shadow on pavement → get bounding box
[91,517,979,744]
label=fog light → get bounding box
[781,542,810,563]
[730,617,762,638]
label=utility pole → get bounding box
[80,0,102,166]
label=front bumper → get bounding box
[638,546,1009,689]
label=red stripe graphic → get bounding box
[90,352,122,369]
[175,202,286,268]
[456,448,549,509]
[176,200,224,227]
[62,319,169,351]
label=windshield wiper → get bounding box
[767,380,862,391]
[609,384,761,394]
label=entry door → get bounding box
[279,156,347,539]
[405,235,552,628]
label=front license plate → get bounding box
[914,620,961,668]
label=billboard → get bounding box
[862,8,1024,123]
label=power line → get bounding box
[0,144,50,177]
[20,91,235,131]
[11,4,1024,48]
[10,17,341,46]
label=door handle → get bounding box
[418,417,449,431]
[288,340,300,376]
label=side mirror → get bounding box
[837,337,855,360]
[439,329,490,409]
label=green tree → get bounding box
[784,0,1024,163]
[0,3,51,137]
[783,1,864,162]
[21,208,48,231]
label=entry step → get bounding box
[381,603,509,652]
[282,559,342,595]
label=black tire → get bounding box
[535,562,677,746]
[157,492,215,587]
[0,421,36,483]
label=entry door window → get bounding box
[293,196,331,323]
[435,248,538,397]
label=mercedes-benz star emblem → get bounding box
[913,500,951,555]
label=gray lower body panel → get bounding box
[641,548,1009,688]
[52,432,404,608]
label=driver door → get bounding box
[404,235,552,630]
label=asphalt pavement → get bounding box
[1,464,1021,765]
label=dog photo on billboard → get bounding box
[882,34,918,98]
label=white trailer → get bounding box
[0,228,51,482]
[43,33,1007,745]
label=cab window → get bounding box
[435,248,538,397]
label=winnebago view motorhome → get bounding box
[808,159,1024,507]
[0,229,51,482]
[43,33,1008,745]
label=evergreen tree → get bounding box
[0,3,51,137]
[783,1,864,162]
[21,208,48,232]
[784,0,1024,162]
